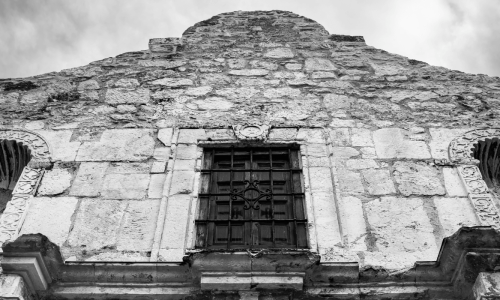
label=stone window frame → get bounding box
[449,128,500,230]
[0,129,51,250]
[182,127,327,254]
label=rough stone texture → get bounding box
[337,170,364,194]
[68,199,127,251]
[364,197,438,270]
[117,200,161,251]
[101,174,150,199]
[433,197,480,237]
[76,129,155,161]
[70,162,108,196]
[443,167,468,197]
[362,169,396,195]
[37,168,73,196]
[160,194,191,251]
[393,162,446,196]
[263,48,294,59]
[20,197,78,246]
[105,88,150,105]
[373,128,431,159]
[304,58,337,71]
[429,128,469,160]
[35,130,81,161]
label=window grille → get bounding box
[474,138,500,194]
[195,146,308,250]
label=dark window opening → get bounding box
[195,146,308,250]
[0,140,32,213]
[473,138,500,194]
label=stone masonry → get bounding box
[0,10,499,300]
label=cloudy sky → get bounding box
[0,0,499,79]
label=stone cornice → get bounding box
[3,228,500,299]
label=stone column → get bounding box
[0,274,33,300]
[473,272,500,300]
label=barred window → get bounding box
[195,146,308,250]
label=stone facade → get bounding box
[1,10,500,300]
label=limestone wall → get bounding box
[1,10,498,274]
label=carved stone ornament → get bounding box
[0,129,49,249]
[449,129,500,230]
[449,128,500,164]
[0,129,51,161]
[232,124,270,141]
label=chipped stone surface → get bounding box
[21,197,78,246]
[323,94,353,110]
[101,174,150,199]
[304,58,337,71]
[434,197,480,237]
[70,162,108,196]
[338,196,367,251]
[151,78,194,86]
[76,129,155,161]
[373,128,431,159]
[158,128,173,146]
[37,168,73,196]
[362,169,396,195]
[117,200,161,251]
[228,69,269,76]
[393,161,445,196]
[429,128,468,160]
[68,199,127,250]
[364,197,438,269]
[35,130,81,161]
[105,88,150,105]
[443,167,468,197]
[263,48,294,58]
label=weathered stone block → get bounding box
[105,88,150,105]
[166,171,195,196]
[329,128,350,146]
[304,58,337,71]
[429,128,468,160]
[158,128,173,146]
[309,167,334,192]
[20,197,78,246]
[215,87,259,99]
[263,48,294,58]
[117,200,161,251]
[101,174,150,199]
[151,78,194,86]
[373,128,431,159]
[332,147,359,158]
[34,130,81,161]
[263,87,300,99]
[178,129,207,144]
[351,128,373,147]
[393,162,445,196]
[312,192,342,249]
[337,170,364,194]
[148,174,167,198]
[346,159,378,170]
[184,86,212,96]
[364,197,438,267]
[323,94,353,110]
[160,194,191,249]
[176,144,198,160]
[68,199,127,250]
[434,197,479,237]
[107,162,151,174]
[362,169,396,195]
[151,161,167,174]
[174,159,196,171]
[37,168,73,196]
[268,128,298,140]
[338,196,367,251]
[297,128,324,143]
[76,129,155,161]
[70,162,108,197]
[154,147,171,161]
[228,69,269,76]
[193,97,233,111]
[443,167,468,197]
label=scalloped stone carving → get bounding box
[232,124,270,141]
[449,128,500,164]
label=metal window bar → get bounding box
[196,146,307,250]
